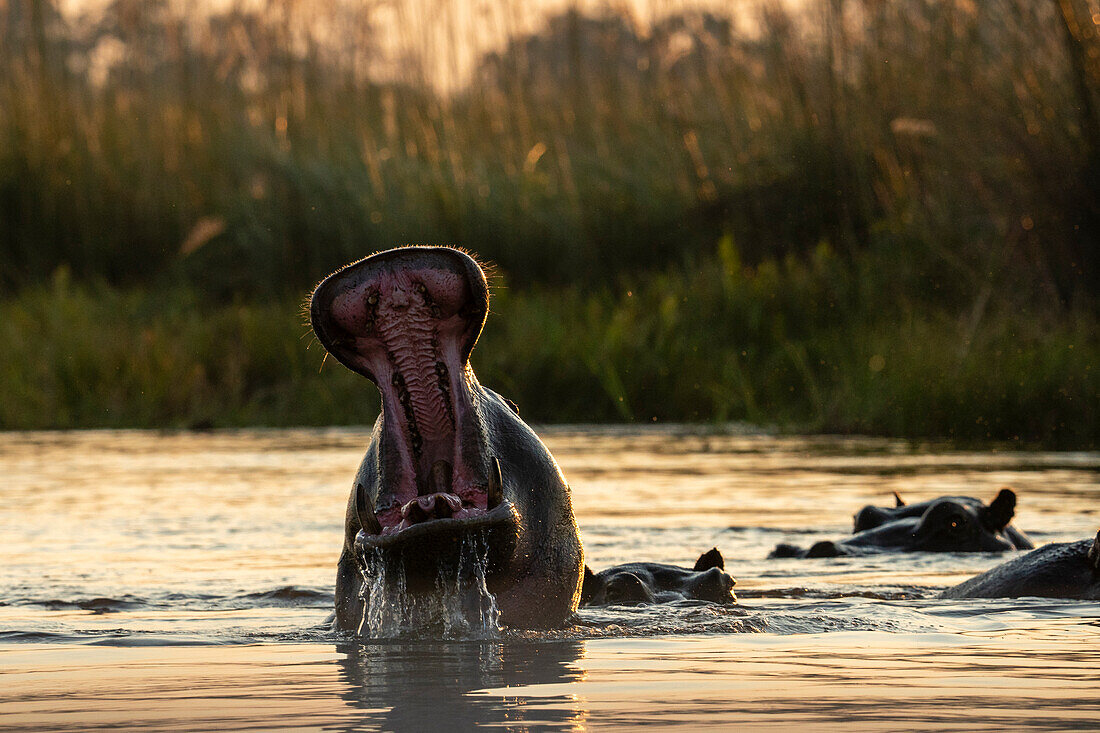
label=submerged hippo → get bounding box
[580,548,737,606]
[854,489,1032,549]
[941,530,1100,600]
[770,488,1029,558]
[310,247,584,630]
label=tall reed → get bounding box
[2,0,1097,307]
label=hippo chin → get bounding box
[580,548,737,606]
[940,530,1100,600]
[310,246,584,630]
[770,489,1028,558]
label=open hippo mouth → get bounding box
[310,247,519,578]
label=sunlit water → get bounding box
[2,426,1098,729]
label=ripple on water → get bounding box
[2,427,1100,730]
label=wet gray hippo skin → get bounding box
[770,489,1027,559]
[941,531,1100,600]
[580,548,737,606]
[853,489,1032,549]
[310,247,584,630]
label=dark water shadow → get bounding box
[333,638,587,730]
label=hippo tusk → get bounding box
[487,457,503,509]
[355,482,383,535]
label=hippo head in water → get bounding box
[310,247,584,630]
[853,489,1033,550]
[771,488,1030,558]
[579,548,737,606]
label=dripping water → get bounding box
[357,533,500,639]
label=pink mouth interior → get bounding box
[325,261,489,534]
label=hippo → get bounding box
[580,548,737,606]
[770,488,1029,558]
[853,489,1032,549]
[940,530,1100,600]
[310,246,584,630]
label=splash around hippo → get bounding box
[310,247,584,631]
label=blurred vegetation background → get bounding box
[1,0,1097,446]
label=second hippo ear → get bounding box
[893,491,906,507]
[580,566,598,604]
[694,547,725,571]
[980,488,1016,531]
[1089,531,1099,573]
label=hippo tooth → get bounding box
[428,460,453,495]
[487,457,503,509]
[354,483,383,535]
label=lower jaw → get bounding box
[354,502,519,590]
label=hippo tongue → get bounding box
[402,492,463,521]
[424,459,453,496]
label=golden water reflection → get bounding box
[1,426,1099,729]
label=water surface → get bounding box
[2,427,1098,729]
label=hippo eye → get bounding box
[416,283,427,294]
[946,517,969,533]
[367,293,378,305]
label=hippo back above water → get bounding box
[941,531,1100,600]
[310,247,584,631]
[771,489,1031,558]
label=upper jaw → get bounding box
[311,246,496,529]
[309,247,489,382]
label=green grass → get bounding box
[1,0,1096,444]
[3,250,1095,448]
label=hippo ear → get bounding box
[1089,531,1099,573]
[580,566,598,604]
[694,547,725,571]
[893,491,906,507]
[980,488,1016,531]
